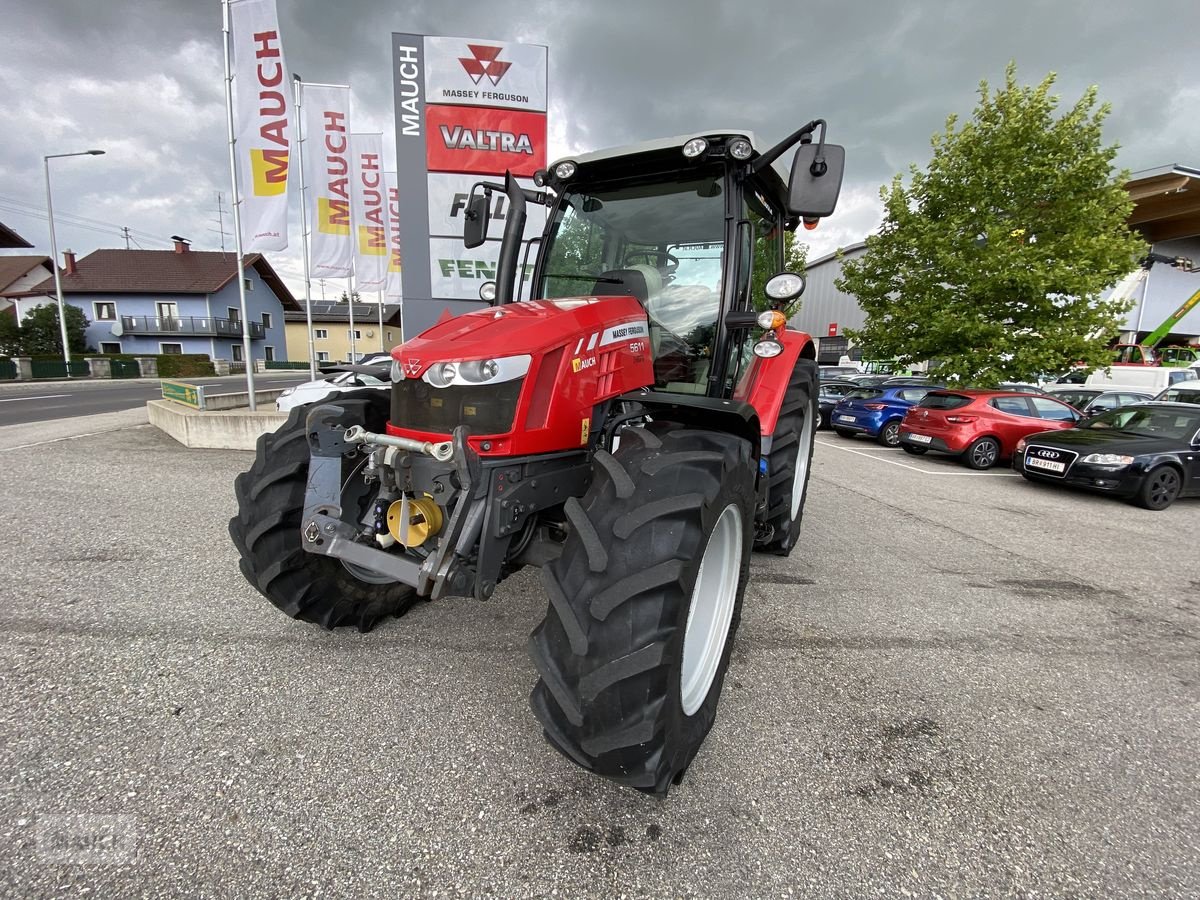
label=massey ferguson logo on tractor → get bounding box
[459,44,511,85]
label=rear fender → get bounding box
[733,329,817,436]
[629,391,761,460]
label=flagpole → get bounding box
[347,275,357,362]
[293,75,317,380]
[221,0,257,409]
[377,289,384,352]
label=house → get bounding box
[284,301,403,364]
[13,240,299,362]
[0,221,34,249]
[0,256,54,320]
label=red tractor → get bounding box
[230,122,845,794]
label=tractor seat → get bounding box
[591,264,663,307]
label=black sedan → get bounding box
[817,379,860,429]
[1014,402,1200,510]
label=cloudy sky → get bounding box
[1,0,1196,295]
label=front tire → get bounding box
[1132,465,1182,510]
[758,360,818,556]
[528,423,755,795]
[228,391,418,632]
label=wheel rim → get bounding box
[680,503,743,717]
[1150,470,1180,507]
[883,423,899,445]
[972,441,997,467]
[790,402,815,521]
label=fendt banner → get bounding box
[351,133,388,292]
[229,0,290,252]
[302,83,353,278]
[392,33,548,336]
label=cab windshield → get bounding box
[537,170,726,392]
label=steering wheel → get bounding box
[624,250,680,276]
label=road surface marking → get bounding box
[0,394,70,403]
[816,439,1020,476]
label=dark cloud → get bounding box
[2,0,1196,291]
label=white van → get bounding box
[1084,366,1198,393]
[1153,380,1200,405]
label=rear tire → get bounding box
[964,436,1000,470]
[1132,465,1182,510]
[877,420,901,447]
[228,391,418,632]
[758,360,818,556]
[528,422,755,795]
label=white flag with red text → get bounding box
[351,133,387,291]
[229,0,290,251]
[302,83,353,278]
[384,171,403,301]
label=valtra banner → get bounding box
[425,106,546,177]
[229,0,290,252]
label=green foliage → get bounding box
[837,64,1146,385]
[338,290,362,304]
[0,303,91,357]
[96,352,215,377]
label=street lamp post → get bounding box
[44,149,105,372]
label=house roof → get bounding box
[0,256,52,293]
[806,241,868,270]
[0,222,33,249]
[27,249,301,310]
[284,301,403,325]
[1124,164,1200,242]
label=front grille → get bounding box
[390,378,524,436]
[1022,444,1078,478]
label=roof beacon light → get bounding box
[682,138,708,159]
[728,137,753,160]
[553,161,577,180]
[756,310,788,331]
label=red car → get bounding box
[899,390,1082,469]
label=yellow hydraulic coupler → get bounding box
[386,495,444,548]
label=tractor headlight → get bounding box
[421,354,531,388]
[682,138,708,158]
[765,272,806,301]
[1081,453,1134,466]
[753,337,784,358]
[728,137,753,160]
[554,161,577,180]
[391,359,404,382]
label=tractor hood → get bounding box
[393,295,647,379]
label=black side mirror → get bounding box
[788,143,845,218]
[463,191,490,249]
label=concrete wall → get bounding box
[147,399,288,450]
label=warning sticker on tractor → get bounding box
[580,418,590,445]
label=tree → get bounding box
[837,64,1146,384]
[338,290,362,304]
[0,303,91,357]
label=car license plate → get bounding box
[1026,456,1065,473]
[908,433,932,444]
[837,415,855,423]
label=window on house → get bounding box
[94,302,116,321]
[100,342,121,354]
[232,344,243,362]
[347,329,361,339]
[160,342,183,355]
[261,312,272,329]
[316,351,330,362]
[313,328,328,339]
[243,278,255,291]
[264,346,275,361]
[157,301,179,320]
[227,307,240,323]
[386,330,393,342]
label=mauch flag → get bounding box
[384,171,403,301]
[229,0,290,251]
[302,83,353,278]
[351,133,388,291]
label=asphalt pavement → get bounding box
[0,373,313,427]
[0,418,1195,897]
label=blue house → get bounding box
[18,240,299,363]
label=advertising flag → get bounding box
[302,83,353,278]
[229,0,290,251]
[351,133,388,291]
[384,171,404,301]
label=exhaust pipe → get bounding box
[494,172,527,305]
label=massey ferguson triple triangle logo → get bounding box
[459,45,511,85]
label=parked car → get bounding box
[819,365,860,380]
[1044,386,1155,415]
[1085,365,1197,393]
[1153,381,1200,405]
[1014,402,1200,510]
[831,384,936,446]
[277,364,391,412]
[818,380,861,429]
[899,390,1081,469]
[995,382,1045,394]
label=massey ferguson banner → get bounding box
[302,83,353,278]
[351,133,388,292]
[392,33,547,335]
[229,0,290,252]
